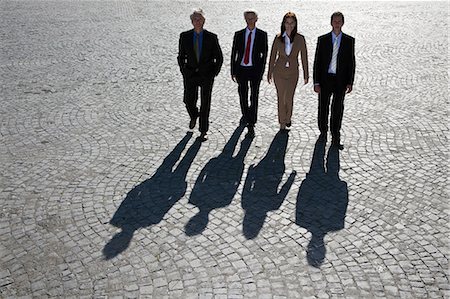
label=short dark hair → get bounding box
[330,11,344,24]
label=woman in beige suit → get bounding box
[268,12,309,130]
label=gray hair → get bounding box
[190,8,205,20]
[244,9,258,18]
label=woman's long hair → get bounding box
[278,12,298,43]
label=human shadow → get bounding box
[103,132,201,259]
[242,131,296,239]
[296,139,349,267]
[185,124,252,236]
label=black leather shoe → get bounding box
[189,117,197,129]
[199,132,208,141]
[286,122,291,128]
[245,126,255,138]
[332,138,344,150]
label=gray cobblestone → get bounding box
[1,0,448,298]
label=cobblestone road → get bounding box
[1,1,448,298]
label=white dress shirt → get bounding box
[283,32,293,67]
[328,32,342,74]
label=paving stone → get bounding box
[0,1,448,298]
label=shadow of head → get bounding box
[102,226,134,260]
[184,210,209,236]
[242,210,266,240]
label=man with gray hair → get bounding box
[231,9,268,138]
[177,8,223,141]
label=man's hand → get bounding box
[314,84,321,94]
[346,84,353,93]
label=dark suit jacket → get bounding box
[231,28,268,79]
[313,32,355,90]
[177,29,223,79]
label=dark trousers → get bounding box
[318,74,346,140]
[183,75,214,133]
[236,67,261,127]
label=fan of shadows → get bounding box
[296,138,349,268]
[242,130,296,240]
[185,124,253,236]
[103,132,201,259]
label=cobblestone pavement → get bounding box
[1,1,448,298]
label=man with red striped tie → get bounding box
[231,10,268,138]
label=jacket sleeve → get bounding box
[313,37,321,85]
[267,36,278,77]
[261,31,269,76]
[348,37,356,86]
[231,33,238,76]
[177,33,186,74]
[300,35,309,81]
[213,34,223,76]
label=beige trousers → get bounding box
[274,72,299,125]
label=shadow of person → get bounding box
[296,138,348,267]
[242,130,296,240]
[185,124,252,236]
[103,132,201,259]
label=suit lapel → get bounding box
[337,34,346,60]
[240,29,246,53]
[326,33,333,62]
[198,30,207,63]
[187,30,196,61]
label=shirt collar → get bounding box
[282,32,293,42]
[332,31,342,40]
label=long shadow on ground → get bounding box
[185,124,252,236]
[103,132,201,259]
[296,138,348,267]
[242,130,296,239]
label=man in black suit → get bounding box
[231,10,268,138]
[313,12,355,149]
[177,8,223,141]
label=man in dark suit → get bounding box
[231,10,268,138]
[313,12,355,149]
[177,8,223,141]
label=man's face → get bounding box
[331,15,343,33]
[191,14,205,31]
[244,13,257,29]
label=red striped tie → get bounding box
[243,31,252,65]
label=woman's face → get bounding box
[284,17,296,34]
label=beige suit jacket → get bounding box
[268,33,309,80]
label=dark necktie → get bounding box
[243,31,252,65]
[194,34,200,62]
